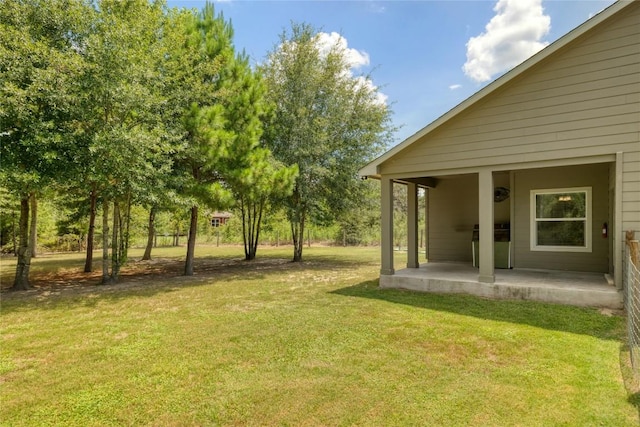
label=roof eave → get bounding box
[358,0,634,178]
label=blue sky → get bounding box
[169,0,617,145]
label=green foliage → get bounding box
[221,54,298,259]
[261,23,394,261]
[77,0,169,282]
[335,179,381,246]
[78,0,169,199]
[0,187,19,251]
[162,3,298,268]
[162,2,239,275]
[0,0,94,288]
[1,1,388,281]
[0,0,89,195]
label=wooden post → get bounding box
[407,182,419,268]
[626,230,639,267]
[380,177,394,275]
[424,189,429,261]
[478,170,495,283]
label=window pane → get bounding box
[536,192,586,219]
[537,221,585,246]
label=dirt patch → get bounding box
[0,255,331,300]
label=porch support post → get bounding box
[424,189,429,261]
[381,176,395,275]
[407,182,419,268]
[478,169,495,283]
[614,152,623,290]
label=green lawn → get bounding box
[1,246,638,425]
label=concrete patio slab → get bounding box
[379,262,622,309]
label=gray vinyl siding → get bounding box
[512,164,610,273]
[623,151,640,232]
[382,2,640,236]
[427,173,511,263]
[426,175,477,263]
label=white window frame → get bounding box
[530,187,592,253]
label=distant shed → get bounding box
[211,212,232,227]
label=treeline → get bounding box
[0,202,383,253]
[0,0,393,290]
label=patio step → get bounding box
[380,265,623,309]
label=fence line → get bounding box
[624,231,639,378]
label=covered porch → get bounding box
[381,261,622,309]
[376,157,625,308]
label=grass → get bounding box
[1,245,638,425]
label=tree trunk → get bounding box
[110,200,120,282]
[29,193,37,258]
[102,200,110,285]
[11,212,17,256]
[12,196,31,290]
[184,205,198,276]
[250,201,263,261]
[291,215,305,262]
[241,198,264,261]
[120,193,131,267]
[290,188,305,262]
[84,187,97,272]
[142,206,156,260]
[240,198,250,260]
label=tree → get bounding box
[336,179,381,246]
[0,187,19,254]
[261,23,394,261]
[393,184,408,250]
[230,148,297,260]
[179,103,233,276]
[163,3,271,274]
[84,186,97,271]
[0,0,89,289]
[161,4,233,276]
[222,54,297,260]
[141,206,157,261]
[29,193,38,258]
[76,0,168,283]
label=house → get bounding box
[210,212,232,227]
[359,0,639,308]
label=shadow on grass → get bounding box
[331,280,625,341]
[628,392,640,419]
[0,253,369,313]
[620,342,640,419]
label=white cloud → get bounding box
[314,32,387,106]
[315,32,370,70]
[355,76,388,106]
[449,84,462,90]
[463,0,551,83]
[368,3,386,14]
[275,32,387,106]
